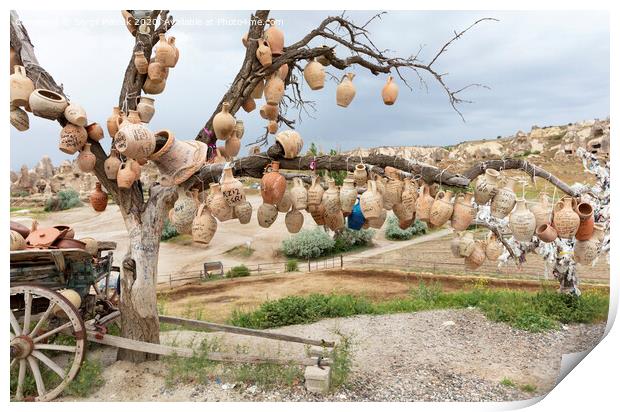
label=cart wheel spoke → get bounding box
[35,343,77,353]
[10,310,22,336]
[32,321,72,344]
[22,291,32,335]
[15,359,26,401]
[29,303,54,338]
[32,350,66,379]
[27,356,47,397]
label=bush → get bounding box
[384,215,428,240]
[282,228,335,259]
[226,265,250,278]
[286,259,298,272]
[44,189,81,212]
[333,228,375,253]
[160,219,179,241]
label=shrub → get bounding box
[286,259,298,272]
[282,228,335,259]
[226,265,250,278]
[44,189,81,212]
[332,228,375,253]
[160,219,179,241]
[384,215,427,240]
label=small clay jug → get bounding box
[59,123,88,155]
[353,164,367,186]
[474,168,500,205]
[147,60,167,82]
[207,183,234,222]
[340,178,357,214]
[429,190,454,227]
[360,180,383,219]
[86,123,104,141]
[307,175,325,206]
[64,103,88,127]
[264,73,285,105]
[192,204,218,245]
[285,210,304,233]
[275,130,304,159]
[256,38,273,67]
[156,33,176,67]
[304,59,325,90]
[381,75,399,105]
[529,193,552,228]
[235,120,245,140]
[267,121,278,135]
[90,182,108,212]
[213,102,236,140]
[264,19,284,56]
[458,231,476,258]
[336,73,356,107]
[490,177,517,219]
[509,198,536,242]
[117,162,136,189]
[234,201,253,224]
[261,161,287,205]
[115,123,156,160]
[77,143,97,173]
[277,191,293,213]
[107,107,122,138]
[465,241,487,270]
[220,166,245,207]
[134,51,148,74]
[10,65,35,108]
[10,104,29,131]
[258,203,278,228]
[536,223,558,243]
[416,184,434,223]
[485,233,504,261]
[290,178,308,210]
[451,192,476,231]
[575,201,594,241]
[104,149,122,180]
[126,109,142,125]
[553,196,580,239]
[400,179,418,217]
[137,96,155,123]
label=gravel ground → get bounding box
[64,309,605,402]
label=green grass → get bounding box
[225,245,255,258]
[520,383,537,393]
[286,259,299,272]
[230,282,608,333]
[226,265,250,278]
[500,378,516,387]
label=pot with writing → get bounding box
[474,168,500,205]
[429,190,454,227]
[192,204,218,245]
[490,176,517,219]
[553,196,580,239]
[509,198,536,242]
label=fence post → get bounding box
[308,259,311,272]
[340,255,343,269]
[169,274,172,289]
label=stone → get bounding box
[34,155,55,179]
[305,365,331,394]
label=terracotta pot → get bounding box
[192,204,218,245]
[54,238,85,249]
[308,175,325,207]
[304,59,325,90]
[64,103,87,127]
[29,89,68,120]
[10,104,29,131]
[77,143,96,173]
[575,201,594,240]
[257,203,278,228]
[360,180,383,219]
[264,73,285,105]
[149,130,207,186]
[393,202,413,225]
[536,223,558,243]
[309,203,326,226]
[553,196,580,239]
[290,178,308,210]
[260,103,278,121]
[242,97,256,113]
[220,166,246,207]
[256,39,273,67]
[375,175,387,196]
[213,102,236,140]
[490,177,517,219]
[207,183,234,222]
[235,120,245,140]
[10,221,31,239]
[89,182,108,212]
[117,162,136,188]
[156,33,176,67]
[465,241,486,270]
[169,36,180,67]
[103,149,121,180]
[353,164,367,187]
[529,193,552,228]
[277,191,293,213]
[267,120,278,135]
[285,210,304,233]
[10,65,34,108]
[322,179,341,216]
[222,136,241,158]
[325,209,346,231]
[400,179,418,217]
[27,227,62,248]
[278,64,289,81]
[384,177,404,211]
[10,230,26,251]
[416,184,434,223]
[251,79,265,99]
[137,96,155,123]
[275,130,304,159]
[336,73,356,107]
[106,107,122,138]
[59,123,88,155]
[430,190,454,227]
[474,168,500,205]
[134,51,148,74]
[170,190,199,235]
[367,209,387,229]
[339,178,357,214]
[147,60,166,82]
[451,192,476,231]
[125,110,141,125]
[85,123,104,141]
[143,77,166,95]
[264,19,284,56]
[457,231,476,257]
[485,233,504,261]
[381,75,399,105]
[509,199,536,242]
[234,201,253,224]
[574,224,604,265]
[261,161,287,205]
[115,123,156,160]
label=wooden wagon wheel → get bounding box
[10,285,86,402]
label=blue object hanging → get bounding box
[347,200,365,230]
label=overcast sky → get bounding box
[10,10,609,170]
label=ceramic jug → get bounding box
[192,204,218,245]
[553,196,580,238]
[474,168,500,205]
[509,198,536,242]
[304,59,325,90]
[260,161,287,205]
[490,177,517,219]
[381,75,399,105]
[336,73,356,107]
[451,192,476,231]
[429,190,454,227]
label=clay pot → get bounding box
[267,121,278,134]
[574,224,604,265]
[29,89,68,120]
[308,175,325,207]
[353,164,367,187]
[384,176,404,211]
[170,190,199,235]
[148,60,166,82]
[64,103,87,127]
[27,227,62,248]
[309,203,326,226]
[553,196,580,239]
[261,161,287,205]
[536,223,558,243]
[86,123,104,141]
[264,19,284,56]
[77,143,97,173]
[336,73,356,107]
[242,97,256,113]
[125,110,142,125]
[456,231,475,258]
[258,203,278,228]
[304,59,325,90]
[129,159,142,180]
[277,192,293,213]
[529,193,552,228]
[117,162,136,189]
[325,210,346,231]
[575,201,594,241]
[169,37,180,67]
[156,34,176,67]
[339,179,357,214]
[256,39,273,67]
[137,96,155,123]
[285,210,304,233]
[10,104,29,131]
[10,230,26,251]
[106,107,122,138]
[260,104,278,121]
[59,123,88,155]
[134,51,148,74]
[251,79,265,99]
[322,179,341,216]
[264,73,285,105]
[10,221,31,239]
[143,77,166,95]
[10,65,34,108]
[207,183,234,222]
[485,233,504,261]
[474,169,500,205]
[490,177,517,219]
[416,184,434,223]
[149,130,207,186]
[275,130,304,159]
[213,102,236,140]
[400,179,418,216]
[234,201,253,224]
[278,64,289,81]
[220,166,246,207]
[465,241,486,270]
[367,209,387,229]
[235,120,245,140]
[451,193,476,231]
[393,202,413,225]
[222,136,241,158]
[360,180,383,219]
[290,178,308,210]
[115,123,156,160]
[89,182,108,212]
[381,76,399,105]
[104,149,122,180]
[509,199,536,242]
[192,204,218,245]
[429,191,454,227]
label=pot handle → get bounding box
[434,190,445,200]
[196,203,205,217]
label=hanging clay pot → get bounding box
[275,130,304,159]
[375,175,387,196]
[278,64,289,80]
[156,33,176,67]
[10,104,29,131]
[213,102,236,140]
[490,177,517,219]
[223,136,241,158]
[260,161,287,205]
[134,51,148,74]
[59,124,88,155]
[347,201,365,230]
[148,60,167,82]
[256,38,272,67]
[360,180,383,219]
[264,19,284,56]
[381,75,399,105]
[170,190,199,235]
[257,203,278,228]
[106,107,122,138]
[429,190,454,227]
[115,123,156,160]
[89,182,108,212]
[450,235,462,258]
[233,201,252,224]
[574,224,605,265]
[304,59,325,90]
[143,77,166,95]
[340,178,357,214]
[384,175,404,211]
[277,191,293,213]
[207,183,234,222]
[168,36,180,67]
[307,175,325,207]
[220,166,246,207]
[10,230,27,251]
[64,103,87,127]
[77,143,96,173]
[474,168,501,205]
[336,73,356,107]
[192,204,218,245]
[285,209,304,233]
[10,65,35,108]
[393,202,413,226]
[575,201,594,241]
[529,193,552,228]
[86,123,104,142]
[510,198,536,242]
[104,149,122,180]
[264,73,285,105]
[137,96,155,123]
[451,193,475,231]
[242,97,256,113]
[267,121,278,134]
[400,179,418,216]
[536,223,558,243]
[465,241,486,270]
[367,209,387,229]
[126,109,142,125]
[29,89,68,120]
[416,184,434,223]
[235,120,245,140]
[260,103,278,121]
[322,179,341,216]
[251,79,265,99]
[290,178,308,210]
[149,130,208,186]
[553,196,580,239]
[353,164,367,187]
[456,231,476,258]
[325,210,346,231]
[117,162,136,189]
[485,233,504,261]
[309,203,326,226]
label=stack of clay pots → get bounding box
[142,34,179,95]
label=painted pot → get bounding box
[213,102,236,140]
[10,65,34,108]
[553,197,580,239]
[137,96,155,123]
[235,120,245,140]
[485,233,504,261]
[347,201,366,230]
[256,38,273,67]
[575,201,594,241]
[104,149,122,180]
[192,204,218,245]
[474,168,500,205]
[149,130,207,187]
[86,123,104,142]
[336,73,356,107]
[451,192,476,231]
[29,89,68,120]
[353,164,367,187]
[234,201,253,224]
[464,241,487,270]
[275,130,304,159]
[381,75,399,105]
[400,179,418,218]
[134,51,149,74]
[64,103,87,127]
[264,19,284,56]
[339,178,357,214]
[10,104,29,131]
[429,190,454,227]
[220,166,245,207]
[509,199,536,242]
[290,178,308,210]
[257,203,278,228]
[536,223,558,243]
[115,123,156,160]
[285,210,304,233]
[304,59,325,90]
[169,36,180,67]
[416,184,434,223]
[90,182,108,212]
[490,177,517,219]
[261,161,287,205]
[360,180,383,219]
[264,73,285,105]
[77,143,96,173]
[207,183,234,222]
[59,123,88,155]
